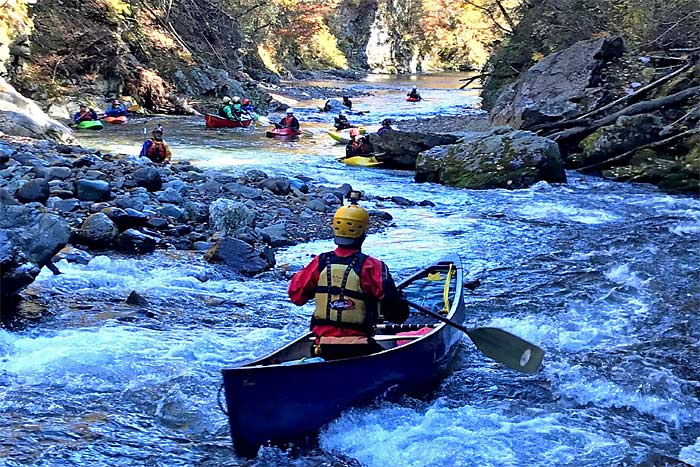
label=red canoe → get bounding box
[265,127,302,138]
[104,115,128,124]
[205,114,253,128]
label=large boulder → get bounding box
[490,37,624,129]
[1,205,71,312]
[415,128,566,189]
[0,77,74,143]
[368,130,458,170]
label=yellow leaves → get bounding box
[531,51,544,62]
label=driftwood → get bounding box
[548,85,700,142]
[458,74,491,89]
[579,128,700,172]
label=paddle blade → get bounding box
[466,327,544,374]
[257,115,271,125]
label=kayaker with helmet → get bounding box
[377,119,393,136]
[342,96,353,110]
[278,108,300,131]
[334,112,353,131]
[73,103,98,124]
[241,98,255,113]
[346,128,373,157]
[407,86,422,101]
[288,191,409,360]
[104,99,128,117]
[218,96,242,121]
[139,125,172,164]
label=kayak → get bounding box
[266,127,302,138]
[406,97,421,102]
[220,255,465,457]
[76,120,103,130]
[337,155,382,167]
[205,114,253,128]
[327,127,366,144]
[104,116,128,124]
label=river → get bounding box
[1,74,699,467]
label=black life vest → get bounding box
[147,140,167,162]
[218,104,229,118]
[311,252,375,333]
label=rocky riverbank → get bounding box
[1,132,435,317]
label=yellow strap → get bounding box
[442,264,454,314]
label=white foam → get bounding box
[679,436,700,467]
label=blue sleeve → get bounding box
[73,113,81,123]
[139,140,152,157]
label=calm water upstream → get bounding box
[1,74,699,467]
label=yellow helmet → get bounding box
[332,203,369,245]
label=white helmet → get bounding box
[286,108,294,114]
[223,96,231,104]
[232,96,241,103]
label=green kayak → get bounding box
[76,120,104,130]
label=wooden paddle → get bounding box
[406,300,544,374]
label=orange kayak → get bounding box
[104,116,128,124]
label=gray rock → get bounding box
[0,205,70,310]
[132,166,163,192]
[16,178,50,204]
[158,205,185,220]
[0,188,19,205]
[76,179,111,201]
[209,198,255,236]
[184,201,209,223]
[204,237,275,275]
[259,177,291,195]
[78,213,119,246]
[193,241,215,251]
[321,192,342,205]
[156,187,184,204]
[260,223,294,247]
[147,218,169,229]
[368,130,458,170]
[50,198,79,212]
[490,37,624,129]
[116,229,158,254]
[415,128,566,189]
[306,198,328,212]
[223,182,263,199]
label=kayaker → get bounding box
[241,98,255,113]
[334,112,353,131]
[218,96,236,119]
[104,99,128,117]
[278,108,300,131]
[407,86,422,101]
[377,119,393,136]
[342,96,352,109]
[288,191,409,359]
[346,129,373,157]
[139,125,172,164]
[231,96,244,119]
[73,103,98,124]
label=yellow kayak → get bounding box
[327,127,366,144]
[336,155,382,167]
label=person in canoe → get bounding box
[104,99,128,117]
[241,98,255,113]
[218,96,242,121]
[377,118,393,136]
[139,125,172,164]
[346,128,374,157]
[407,86,422,101]
[231,96,244,119]
[288,191,409,360]
[342,96,352,109]
[73,103,98,124]
[334,112,353,131]
[277,108,300,131]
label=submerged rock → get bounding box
[204,237,275,275]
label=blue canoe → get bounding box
[220,254,465,457]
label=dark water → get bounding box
[1,74,699,467]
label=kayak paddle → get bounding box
[406,300,544,374]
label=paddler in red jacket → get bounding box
[277,108,300,131]
[288,191,409,359]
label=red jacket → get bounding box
[288,246,408,338]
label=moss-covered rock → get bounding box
[415,128,566,189]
